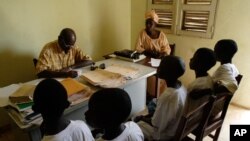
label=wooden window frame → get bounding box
[147,0,219,38]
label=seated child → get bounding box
[212,39,240,116]
[184,47,216,113]
[137,55,187,141]
[32,78,94,141]
[84,88,144,141]
[212,39,240,94]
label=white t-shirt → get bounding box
[138,86,187,141]
[42,120,94,141]
[184,75,214,113]
[96,121,144,141]
[212,63,239,94]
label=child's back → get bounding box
[32,78,94,141]
[85,88,144,141]
[184,48,216,113]
[138,55,186,141]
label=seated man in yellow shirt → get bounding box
[36,28,93,78]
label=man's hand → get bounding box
[67,70,78,78]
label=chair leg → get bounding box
[213,127,222,141]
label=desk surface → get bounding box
[0,58,156,130]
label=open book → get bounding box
[9,84,35,104]
[104,64,139,80]
[80,69,126,88]
[60,78,93,105]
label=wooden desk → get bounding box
[0,58,156,141]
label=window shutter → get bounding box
[147,0,218,38]
[177,0,218,38]
[147,0,176,33]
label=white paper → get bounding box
[150,58,161,67]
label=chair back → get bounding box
[33,58,38,67]
[194,92,232,141]
[235,74,243,85]
[192,75,243,141]
[170,44,175,56]
[173,94,216,141]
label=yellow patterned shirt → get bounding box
[36,40,91,74]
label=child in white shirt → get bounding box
[184,48,216,114]
[136,55,187,141]
[32,78,94,141]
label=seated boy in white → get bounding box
[32,78,94,141]
[136,55,187,141]
[212,39,240,117]
[212,39,239,94]
[184,47,216,113]
[85,88,144,141]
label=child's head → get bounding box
[189,47,216,73]
[214,39,238,62]
[158,55,185,82]
[32,78,70,120]
[85,88,131,129]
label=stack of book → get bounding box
[8,84,41,125]
[60,78,94,105]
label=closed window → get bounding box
[147,0,218,38]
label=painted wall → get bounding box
[131,0,250,109]
[0,0,131,87]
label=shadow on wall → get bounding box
[0,47,37,87]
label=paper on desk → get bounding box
[105,64,139,79]
[80,69,126,88]
[150,58,161,67]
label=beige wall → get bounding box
[0,0,249,108]
[131,0,250,109]
[0,0,131,87]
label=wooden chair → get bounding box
[170,44,175,56]
[172,95,216,141]
[191,92,232,141]
[193,74,243,141]
[236,74,243,85]
[33,58,38,67]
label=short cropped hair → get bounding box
[191,48,216,71]
[214,39,238,61]
[32,78,69,117]
[87,88,132,128]
[158,55,185,80]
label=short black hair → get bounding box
[214,39,238,61]
[191,48,216,72]
[59,28,76,42]
[32,78,69,118]
[158,55,185,81]
[87,88,131,128]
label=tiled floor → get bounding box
[203,104,250,141]
[0,104,249,141]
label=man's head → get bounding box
[189,47,216,73]
[85,88,132,129]
[58,28,76,53]
[158,55,185,82]
[32,78,70,121]
[214,39,238,63]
